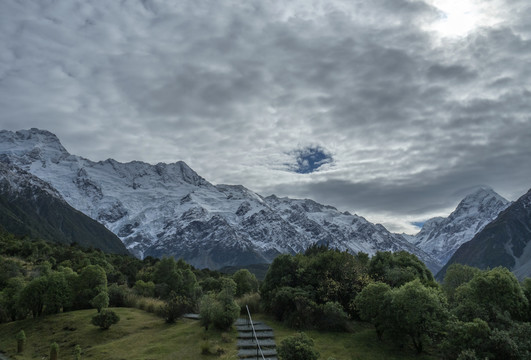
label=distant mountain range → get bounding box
[0,128,528,278]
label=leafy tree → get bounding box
[43,271,72,314]
[212,283,240,331]
[91,309,120,330]
[368,251,435,288]
[232,269,258,297]
[316,301,349,331]
[353,281,392,340]
[19,276,47,317]
[133,280,155,297]
[90,292,109,313]
[442,264,480,303]
[278,332,320,360]
[199,294,217,330]
[385,279,449,353]
[0,277,25,321]
[162,292,192,323]
[439,318,492,360]
[452,267,528,325]
[76,265,107,309]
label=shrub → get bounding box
[278,332,320,360]
[50,342,59,360]
[200,341,212,355]
[162,293,192,323]
[74,344,82,360]
[316,301,349,331]
[91,309,120,330]
[237,292,261,314]
[212,300,240,330]
[16,330,26,353]
[107,284,127,307]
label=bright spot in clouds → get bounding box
[427,0,502,37]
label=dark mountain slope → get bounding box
[0,161,129,255]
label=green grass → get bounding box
[0,308,237,360]
[253,314,440,360]
[0,308,440,360]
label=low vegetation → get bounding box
[1,229,530,359]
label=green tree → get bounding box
[442,264,480,303]
[133,280,155,297]
[16,330,26,353]
[199,294,217,330]
[385,279,449,353]
[162,292,191,323]
[43,271,72,314]
[90,292,109,313]
[232,269,259,297]
[368,251,435,288]
[19,276,47,317]
[439,318,492,360]
[76,265,107,309]
[353,281,392,340]
[212,282,240,331]
[278,332,320,360]
[0,276,25,321]
[453,267,528,324]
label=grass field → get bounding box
[0,308,237,360]
[0,308,440,360]
[253,314,439,360]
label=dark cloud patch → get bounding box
[287,146,333,174]
[427,64,477,82]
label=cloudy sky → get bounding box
[1,0,530,233]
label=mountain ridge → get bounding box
[0,128,442,270]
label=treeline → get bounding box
[0,229,258,330]
[260,244,531,359]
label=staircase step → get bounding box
[238,348,277,358]
[235,318,262,326]
[238,331,274,339]
[237,339,276,348]
[236,324,273,332]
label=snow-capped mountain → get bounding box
[0,128,438,270]
[437,188,531,281]
[410,187,510,265]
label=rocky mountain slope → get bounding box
[0,160,129,254]
[0,128,439,270]
[409,187,510,265]
[437,188,531,281]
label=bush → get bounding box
[237,292,261,314]
[16,330,25,353]
[91,309,120,330]
[212,299,240,330]
[278,332,320,360]
[200,341,212,355]
[50,342,59,360]
[162,293,192,323]
[316,301,349,331]
[74,344,82,360]
[107,284,127,307]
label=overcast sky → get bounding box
[1,0,530,233]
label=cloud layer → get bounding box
[1,0,530,233]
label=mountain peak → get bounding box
[0,128,70,164]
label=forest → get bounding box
[1,230,530,359]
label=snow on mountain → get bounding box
[411,187,511,266]
[0,128,439,270]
